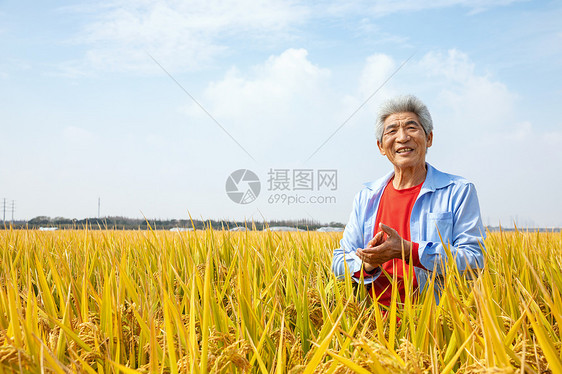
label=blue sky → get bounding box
[1,0,561,227]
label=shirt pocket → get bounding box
[426,212,453,245]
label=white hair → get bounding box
[375,95,433,142]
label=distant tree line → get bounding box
[8,216,346,231]
[2,218,559,232]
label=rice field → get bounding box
[0,227,560,373]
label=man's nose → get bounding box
[396,127,409,142]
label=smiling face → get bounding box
[377,112,433,171]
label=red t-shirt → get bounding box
[355,177,425,306]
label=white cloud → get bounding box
[337,53,400,135]
[185,48,334,162]
[63,0,309,74]
[61,0,525,75]
[59,0,528,76]
[202,48,330,117]
[358,54,396,98]
[417,49,517,141]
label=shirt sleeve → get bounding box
[332,191,381,284]
[410,242,426,270]
[353,265,379,279]
[418,182,486,275]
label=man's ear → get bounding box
[426,131,433,148]
[377,140,386,155]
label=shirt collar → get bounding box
[363,162,453,193]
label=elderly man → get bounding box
[332,95,485,305]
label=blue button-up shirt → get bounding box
[332,163,486,303]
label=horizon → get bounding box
[3,214,561,232]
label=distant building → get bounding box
[317,227,344,232]
[169,227,193,232]
[264,226,306,232]
[229,226,249,232]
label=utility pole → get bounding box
[98,197,101,218]
[2,198,5,223]
[10,200,15,225]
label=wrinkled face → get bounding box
[377,112,433,170]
